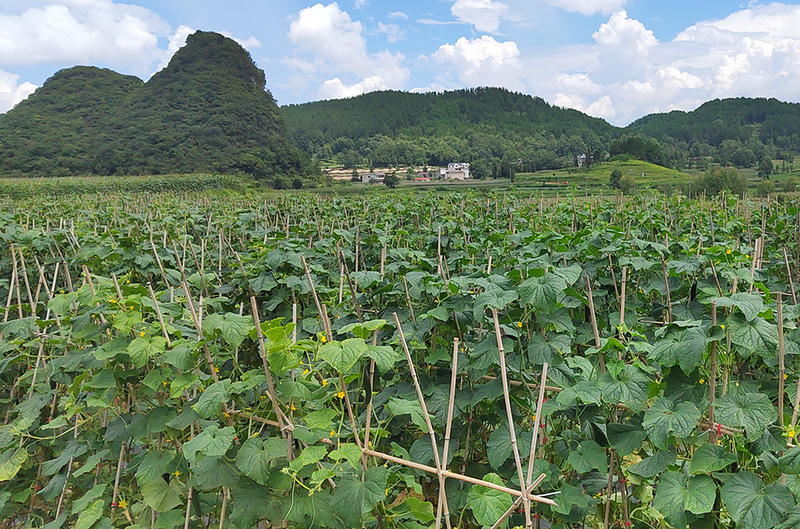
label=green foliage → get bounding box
[2,188,800,529]
[758,179,776,197]
[609,168,622,188]
[694,166,747,195]
[0,31,318,185]
[610,135,668,167]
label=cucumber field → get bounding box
[2,185,800,529]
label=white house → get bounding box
[439,163,470,180]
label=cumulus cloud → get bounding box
[0,70,37,113]
[388,11,408,19]
[285,3,409,99]
[377,22,405,43]
[0,0,170,72]
[450,0,509,33]
[545,0,629,16]
[432,35,524,89]
[354,0,368,8]
[540,4,800,124]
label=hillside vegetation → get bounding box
[0,31,318,185]
[283,91,800,176]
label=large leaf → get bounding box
[599,364,650,412]
[183,425,236,464]
[727,314,778,358]
[486,422,531,470]
[236,437,286,485]
[203,313,253,349]
[721,471,794,529]
[527,334,570,365]
[690,443,738,474]
[553,484,589,516]
[193,379,232,418]
[518,274,567,312]
[466,473,513,527]
[653,471,716,528]
[141,477,183,512]
[715,392,775,440]
[126,336,167,368]
[330,466,387,521]
[607,421,646,457]
[711,293,765,322]
[779,446,800,474]
[628,448,676,478]
[643,398,701,450]
[386,398,429,431]
[363,344,399,374]
[318,338,367,374]
[648,326,708,374]
[567,440,607,474]
[0,448,27,481]
[74,499,104,529]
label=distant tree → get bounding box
[384,173,399,189]
[695,166,747,195]
[352,168,360,181]
[292,178,303,189]
[609,168,623,188]
[784,177,799,193]
[592,148,605,167]
[758,157,773,180]
[619,174,636,194]
[757,179,775,197]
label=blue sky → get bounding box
[3,1,800,125]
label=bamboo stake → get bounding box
[779,293,786,425]
[585,276,604,372]
[147,282,172,347]
[492,309,532,527]
[250,296,291,434]
[785,247,797,305]
[361,449,557,506]
[526,364,548,485]
[435,338,460,529]
[490,474,548,529]
[111,443,126,509]
[393,312,451,528]
[402,276,417,324]
[709,302,718,444]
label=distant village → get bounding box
[353,163,471,184]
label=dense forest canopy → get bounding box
[0,31,318,184]
[282,88,616,174]
[282,91,800,174]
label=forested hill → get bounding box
[0,31,316,183]
[281,88,616,175]
[625,97,800,168]
[282,90,800,174]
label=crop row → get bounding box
[0,190,799,529]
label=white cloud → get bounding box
[0,70,37,113]
[155,24,193,71]
[285,3,409,99]
[545,0,629,16]
[540,5,800,125]
[377,22,405,43]
[0,0,170,73]
[585,95,615,119]
[388,11,408,20]
[220,32,262,51]
[450,0,509,33]
[354,0,368,8]
[432,35,524,89]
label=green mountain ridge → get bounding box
[282,90,800,174]
[0,31,314,182]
